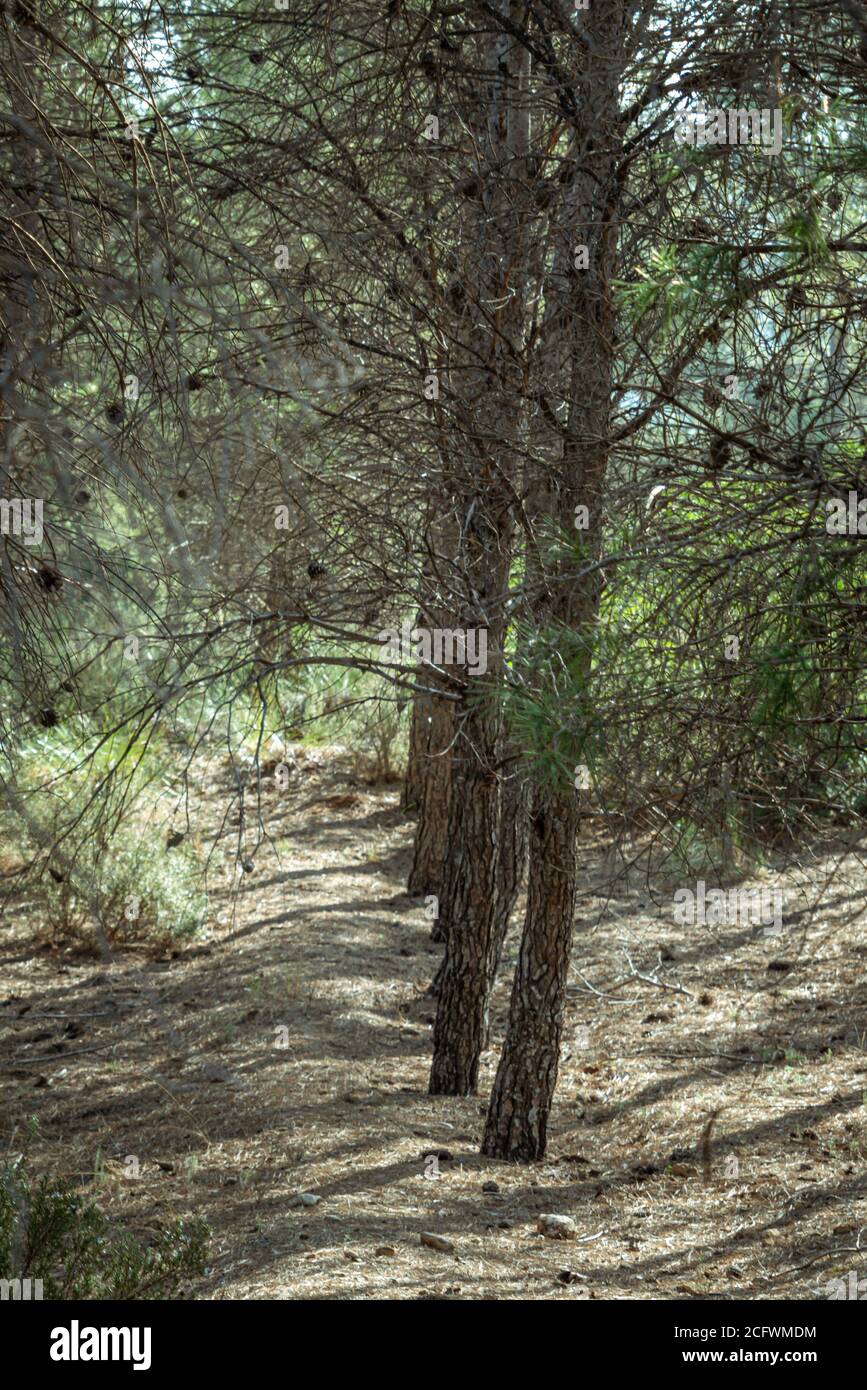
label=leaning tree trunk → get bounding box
[483,0,626,1158]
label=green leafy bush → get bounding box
[0,1158,209,1300]
[40,836,207,948]
[4,727,207,949]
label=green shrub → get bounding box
[234,659,408,782]
[4,726,207,949]
[0,1158,209,1300]
[40,836,207,948]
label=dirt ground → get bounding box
[2,748,867,1300]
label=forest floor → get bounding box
[2,747,867,1301]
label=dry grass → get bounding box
[2,749,866,1300]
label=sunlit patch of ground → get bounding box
[2,750,866,1300]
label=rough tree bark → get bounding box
[427,752,526,1000]
[482,0,627,1158]
[428,0,531,1094]
[406,682,454,909]
[406,526,459,910]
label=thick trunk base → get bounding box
[428,752,502,1096]
[481,789,581,1159]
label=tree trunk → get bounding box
[482,0,626,1157]
[402,687,428,812]
[428,744,526,1002]
[489,762,527,978]
[428,712,504,1092]
[427,2,531,1094]
[406,684,454,912]
[482,788,580,1159]
[406,506,460,906]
